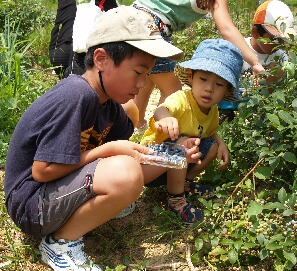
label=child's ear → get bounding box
[187,69,193,83]
[94,48,107,70]
[224,87,235,97]
[252,25,260,39]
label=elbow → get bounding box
[32,171,47,183]
[32,161,51,182]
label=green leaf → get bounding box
[221,239,234,246]
[266,241,282,250]
[268,156,280,169]
[247,201,263,217]
[195,238,203,251]
[228,249,238,264]
[254,166,272,179]
[210,247,227,255]
[283,251,297,265]
[259,249,269,260]
[233,240,243,251]
[282,209,295,216]
[278,110,294,125]
[292,98,297,111]
[256,233,266,245]
[288,193,297,208]
[270,234,285,242]
[263,202,285,210]
[242,242,257,249]
[283,61,295,76]
[6,97,18,109]
[278,188,287,204]
[198,198,212,209]
[267,113,280,126]
[282,152,297,163]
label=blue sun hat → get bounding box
[179,39,243,91]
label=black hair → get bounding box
[254,24,268,37]
[85,42,142,69]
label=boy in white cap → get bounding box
[241,0,295,88]
[218,0,295,114]
[141,39,243,224]
[4,6,202,271]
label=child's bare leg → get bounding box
[133,76,155,128]
[167,168,187,194]
[186,142,218,180]
[54,155,144,240]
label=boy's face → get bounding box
[254,28,283,55]
[188,70,230,114]
[100,51,156,104]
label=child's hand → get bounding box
[154,117,179,140]
[182,137,202,164]
[217,142,230,170]
[252,62,265,76]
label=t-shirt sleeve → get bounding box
[158,90,186,117]
[33,79,98,164]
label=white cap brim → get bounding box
[126,39,184,61]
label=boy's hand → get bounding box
[154,117,179,140]
[182,137,201,164]
[102,140,153,158]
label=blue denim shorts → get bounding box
[151,57,177,74]
[145,137,216,187]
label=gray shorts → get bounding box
[39,159,100,236]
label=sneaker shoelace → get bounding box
[66,240,92,267]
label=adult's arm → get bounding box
[211,0,264,75]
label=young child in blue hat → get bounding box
[141,38,243,224]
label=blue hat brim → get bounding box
[179,57,239,91]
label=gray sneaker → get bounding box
[39,235,102,271]
[113,202,136,219]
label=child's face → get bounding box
[188,70,229,114]
[256,32,283,55]
[101,51,156,104]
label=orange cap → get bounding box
[253,0,296,38]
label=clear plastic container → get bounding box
[139,141,188,169]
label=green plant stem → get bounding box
[215,157,265,224]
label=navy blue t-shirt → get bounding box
[4,74,133,237]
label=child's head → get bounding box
[178,39,243,113]
[85,5,184,67]
[253,0,296,39]
[252,0,296,54]
[179,39,243,91]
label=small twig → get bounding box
[215,157,265,224]
[128,262,186,270]
[225,157,265,203]
[186,243,196,271]
[203,256,218,271]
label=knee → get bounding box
[94,155,144,199]
[208,142,218,158]
[117,157,144,196]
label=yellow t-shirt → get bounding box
[141,89,219,144]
